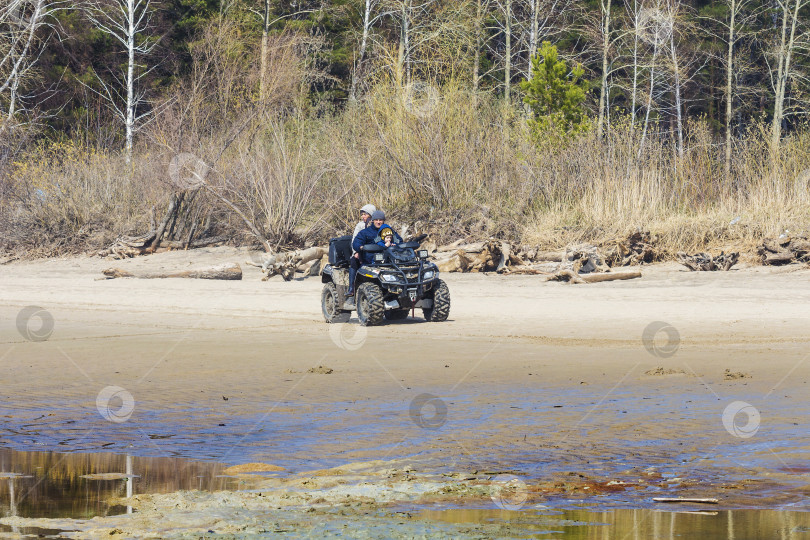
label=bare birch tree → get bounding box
[84,0,159,162]
[383,0,439,85]
[248,1,318,101]
[517,0,571,78]
[637,1,668,159]
[624,0,643,132]
[770,0,808,154]
[473,0,492,90]
[597,0,612,137]
[351,0,383,100]
[490,0,513,102]
[0,0,64,119]
[703,0,761,177]
[665,0,683,156]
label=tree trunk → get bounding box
[396,2,406,86]
[504,0,511,104]
[125,0,135,164]
[8,77,17,119]
[597,0,611,138]
[724,0,735,181]
[625,0,640,177]
[403,0,411,84]
[638,36,659,160]
[350,0,373,101]
[771,0,801,155]
[259,0,269,100]
[473,0,483,91]
[670,30,683,157]
[528,0,539,68]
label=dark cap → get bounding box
[371,210,386,220]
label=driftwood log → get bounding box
[248,247,327,281]
[677,251,739,271]
[550,269,642,284]
[102,263,242,280]
[757,236,810,265]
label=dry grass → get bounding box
[2,81,809,258]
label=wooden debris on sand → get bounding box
[99,234,228,258]
[102,263,242,280]
[433,240,513,274]
[549,269,642,284]
[603,231,659,267]
[245,246,327,281]
[98,191,226,259]
[758,236,810,265]
[430,239,641,283]
[677,251,739,271]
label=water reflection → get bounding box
[0,448,234,520]
[422,507,810,539]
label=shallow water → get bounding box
[0,448,239,537]
[1,368,809,536]
[420,507,810,539]
[1,384,806,502]
[0,446,808,538]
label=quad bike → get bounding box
[321,234,450,326]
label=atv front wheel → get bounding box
[356,282,385,326]
[322,282,351,323]
[423,279,450,322]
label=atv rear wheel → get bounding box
[322,282,351,323]
[384,309,410,321]
[356,282,385,326]
[423,279,450,322]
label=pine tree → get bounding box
[520,41,590,138]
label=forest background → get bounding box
[1,0,810,257]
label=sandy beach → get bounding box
[1,247,809,537]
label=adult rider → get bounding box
[348,204,376,296]
[349,210,402,295]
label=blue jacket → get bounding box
[352,224,381,264]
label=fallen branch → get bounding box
[102,263,242,280]
[552,269,642,284]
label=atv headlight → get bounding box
[422,270,435,280]
[381,273,400,283]
[418,249,429,259]
[374,253,385,262]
